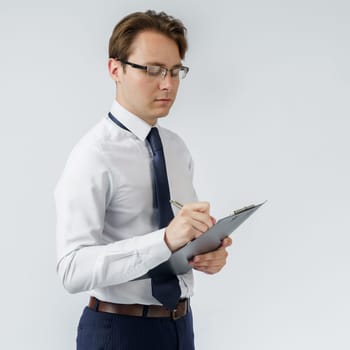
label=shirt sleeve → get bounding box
[54,141,171,294]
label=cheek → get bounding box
[134,77,156,93]
[172,79,180,92]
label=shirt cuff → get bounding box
[135,228,172,270]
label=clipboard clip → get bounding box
[233,204,256,215]
[233,201,267,215]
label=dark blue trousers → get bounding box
[76,306,195,350]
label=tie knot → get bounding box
[147,127,162,153]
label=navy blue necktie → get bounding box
[147,127,181,311]
[108,114,181,310]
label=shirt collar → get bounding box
[109,100,158,141]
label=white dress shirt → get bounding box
[55,100,198,305]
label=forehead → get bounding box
[129,30,181,65]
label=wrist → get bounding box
[164,229,173,252]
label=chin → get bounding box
[156,113,169,119]
[155,107,171,118]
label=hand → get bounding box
[165,202,213,252]
[189,237,232,274]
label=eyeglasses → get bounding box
[116,58,189,80]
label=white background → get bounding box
[1,0,349,349]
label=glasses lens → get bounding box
[147,66,163,77]
[146,65,189,79]
[178,67,188,80]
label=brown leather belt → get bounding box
[88,297,189,320]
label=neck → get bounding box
[115,97,157,126]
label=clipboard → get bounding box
[139,201,266,279]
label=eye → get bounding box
[147,66,162,76]
[170,68,181,77]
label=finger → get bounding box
[182,201,210,214]
[192,254,227,268]
[189,224,206,240]
[193,247,228,262]
[221,237,233,248]
[190,211,213,230]
[189,253,227,273]
[191,259,225,268]
[184,218,209,237]
[194,265,223,274]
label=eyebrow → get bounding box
[144,61,183,68]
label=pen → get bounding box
[169,200,183,210]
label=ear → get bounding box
[108,58,121,83]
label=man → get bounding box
[55,10,232,350]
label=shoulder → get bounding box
[69,117,127,161]
[158,126,191,154]
[158,126,195,174]
[62,118,119,177]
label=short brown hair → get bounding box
[108,10,188,61]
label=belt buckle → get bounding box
[171,308,181,320]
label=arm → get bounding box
[55,144,171,294]
[56,230,171,293]
[57,201,216,293]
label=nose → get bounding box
[159,73,177,91]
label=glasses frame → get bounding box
[116,58,189,79]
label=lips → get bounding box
[155,98,172,102]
